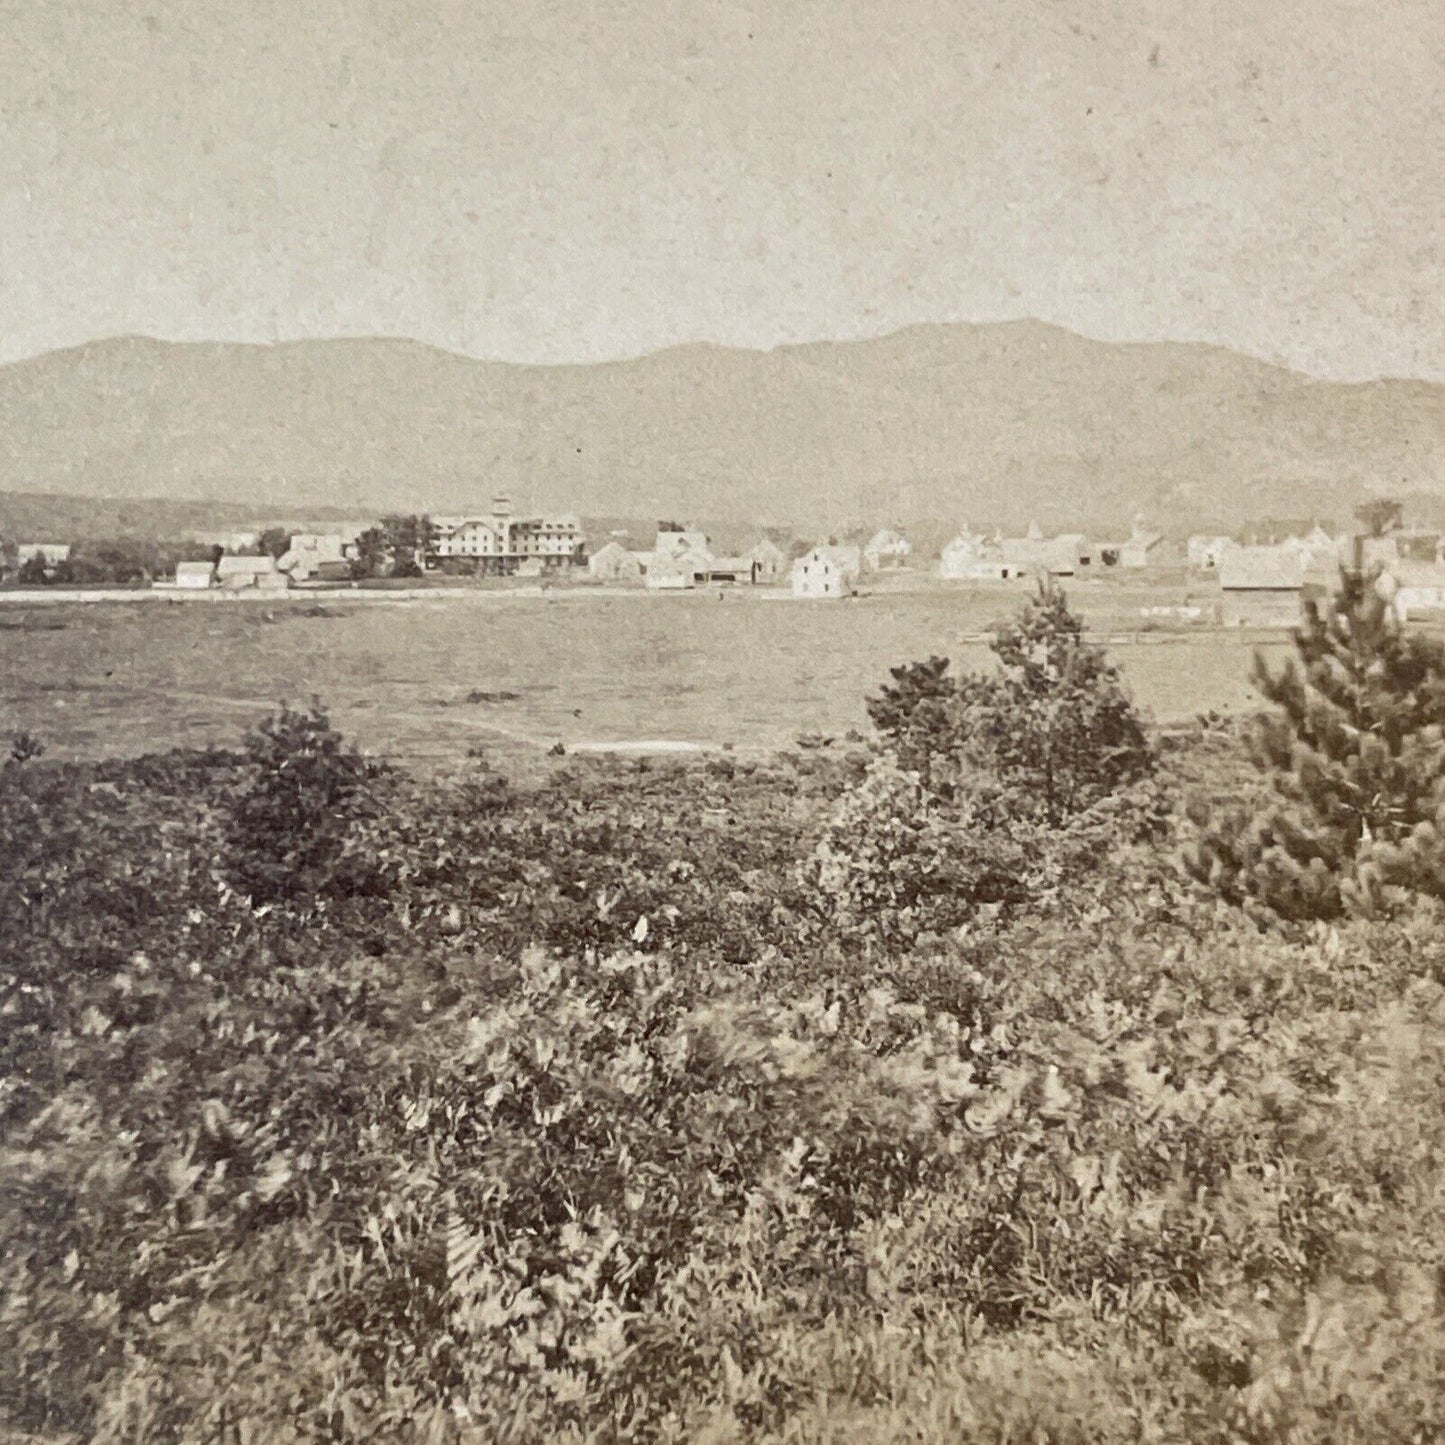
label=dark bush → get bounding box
[220,700,388,904]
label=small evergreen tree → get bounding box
[978,584,1154,824]
[1186,568,1445,919]
[866,655,956,787]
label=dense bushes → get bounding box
[818,582,1158,944]
[6,582,1445,1440]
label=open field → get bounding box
[0,576,1294,767]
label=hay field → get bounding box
[0,581,1289,766]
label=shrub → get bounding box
[16,551,49,585]
[7,729,45,765]
[10,702,1445,1442]
[220,700,387,904]
[868,581,1153,823]
[801,754,1037,943]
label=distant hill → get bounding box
[0,491,365,545]
[1,323,1441,535]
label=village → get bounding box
[6,492,1445,623]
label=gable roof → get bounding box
[216,554,277,577]
[799,544,861,571]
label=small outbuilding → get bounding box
[173,561,216,589]
[216,555,284,591]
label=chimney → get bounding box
[492,493,512,521]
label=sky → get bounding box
[1,0,1442,380]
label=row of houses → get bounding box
[587,523,881,599]
[1208,541,1445,619]
[587,527,791,589]
[936,522,1172,581]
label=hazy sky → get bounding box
[2,0,1442,379]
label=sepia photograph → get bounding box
[2,1,1443,1439]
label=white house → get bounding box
[646,553,698,590]
[938,530,1040,581]
[1050,533,1094,573]
[654,525,711,560]
[792,545,861,598]
[278,532,349,581]
[864,528,912,571]
[744,537,787,584]
[651,525,712,583]
[1118,529,1167,568]
[587,540,643,581]
[937,530,985,579]
[216,555,286,591]
[990,528,1091,577]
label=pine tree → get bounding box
[866,580,1153,821]
[979,582,1153,824]
[1186,568,1445,919]
[866,655,955,788]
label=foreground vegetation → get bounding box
[4,582,1445,1442]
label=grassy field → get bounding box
[1,579,1287,766]
[0,578,1293,767]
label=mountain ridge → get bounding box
[1,321,1440,533]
